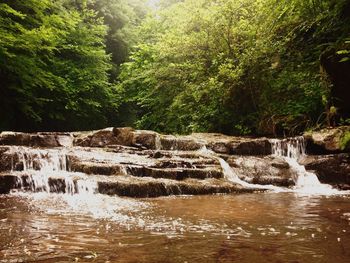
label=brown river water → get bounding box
[1,192,350,263]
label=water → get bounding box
[9,146,72,193]
[0,193,350,262]
[1,138,350,262]
[270,137,340,195]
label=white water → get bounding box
[199,146,283,191]
[76,179,98,195]
[270,137,340,195]
[199,139,345,195]
[10,147,71,193]
[7,139,346,197]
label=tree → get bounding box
[117,0,350,135]
[0,0,112,131]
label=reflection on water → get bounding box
[1,192,350,263]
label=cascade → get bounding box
[155,134,162,150]
[76,179,98,195]
[10,147,90,195]
[270,137,339,194]
[199,146,282,191]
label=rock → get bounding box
[73,127,134,147]
[56,135,74,147]
[69,161,126,176]
[0,132,31,146]
[0,175,18,194]
[300,154,350,189]
[112,127,135,146]
[126,166,223,180]
[0,147,14,172]
[160,135,203,151]
[31,134,59,147]
[304,126,350,154]
[227,156,295,187]
[97,177,259,198]
[0,131,73,148]
[207,142,231,154]
[229,138,272,155]
[3,127,349,197]
[133,130,159,149]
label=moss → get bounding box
[340,131,350,151]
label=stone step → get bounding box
[0,173,261,197]
[226,156,295,187]
[125,166,223,180]
[0,145,295,186]
[0,128,273,156]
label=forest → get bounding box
[1,0,350,136]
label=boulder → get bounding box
[0,175,18,194]
[133,130,160,149]
[160,135,203,151]
[304,126,350,154]
[97,177,259,198]
[300,154,350,189]
[0,132,31,146]
[73,127,134,147]
[229,138,272,156]
[31,134,60,147]
[0,131,73,148]
[227,156,295,187]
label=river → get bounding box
[1,191,349,262]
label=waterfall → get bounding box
[155,134,162,150]
[218,158,254,187]
[76,179,98,195]
[12,147,75,194]
[199,146,282,191]
[270,137,338,194]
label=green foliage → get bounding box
[0,0,145,131]
[1,0,349,134]
[118,0,350,135]
[340,132,350,151]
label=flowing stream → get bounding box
[0,138,349,262]
[10,146,98,195]
[270,137,340,195]
[210,137,341,194]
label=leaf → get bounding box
[339,57,350,63]
[336,50,350,55]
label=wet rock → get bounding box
[0,132,31,146]
[74,127,135,148]
[191,133,272,155]
[48,178,69,193]
[207,142,231,154]
[31,134,59,147]
[70,161,126,176]
[229,138,272,156]
[0,175,18,194]
[132,130,160,149]
[97,177,258,198]
[112,127,135,146]
[0,147,14,172]
[126,166,223,180]
[300,154,350,189]
[0,132,73,148]
[304,126,350,154]
[55,135,74,147]
[227,156,295,187]
[149,151,164,159]
[160,135,203,151]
